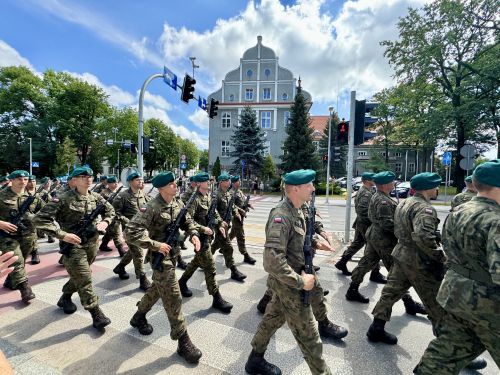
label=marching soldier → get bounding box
[211,172,246,282]
[0,170,43,302]
[177,172,234,313]
[450,175,476,209]
[26,175,44,265]
[38,177,56,244]
[33,167,115,330]
[228,175,256,265]
[175,176,197,269]
[127,171,203,364]
[98,176,124,255]
[112,172,152,290]
[412,164,500,374]
[0,175,10,190]
[93,175,107,194]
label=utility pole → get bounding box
[344,91,356,243]
[189,57,199,78]
[325,106,334,203]
[28,137,32,175]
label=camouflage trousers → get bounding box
[211,229,235,269]
[341,221,369,260]
[251,278,331,375]
[61,240,99,310]
[0,233,36,288]
[372,259,444,326]
[182,244,219,295]
[414,309,500,374]
[118,241,145,278]
[229,217,247,255]
[101,221,121,248]
[136,257,186,340]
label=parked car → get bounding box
[390,181,411,198]
[353,181,363,191]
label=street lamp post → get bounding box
[325,106,334,203]
[28,137,32,175]
[189,57,199,78]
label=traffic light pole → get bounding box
[325,106,333,203]
[344,91,356,244]
[138,73,163,176]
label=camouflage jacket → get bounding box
[438,197,500,316]
[33,189,115,241]
[112,188,147,225]
[216,188,239,224]
[125,194,199,256]
[450,190,476,210]
[264,198,307,291]
[392,194,444,267]
[231,187,248,216]
[180,185,194,203]
[187,190,223,229]
[0,187,44,235]
[100,187,117,201]
[354,185,373,225]
[93,183,105,194]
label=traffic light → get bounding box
[354,100,366,146]
[337,119,348,144]
[181,74,196,103]
[333,147,341,162]
[322,154,328,165]
[143,137,155,154]
[208,98,219,119]
[130,143,137,154]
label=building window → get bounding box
[393,152,402,157]
[263,88,271,100]
[263,141,271,156]
[284,111,290,126]
[229,94,234,102]
[409,163,415,173]
[246,69,253,77]
[261,111,271,129]
[264,68,271,78]
[245,89,253,101]
[381,151,387,157]
[313,141,319,151]
[222,113,231,128]
[282,93,288,100]
[221,141,230,157]
[358,151,367,156]
[395,163,402,172]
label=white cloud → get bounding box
[143,91,172,111]
[188,108,210,130]
[0,40,35,70]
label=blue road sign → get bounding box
[198,96,207,110]
[180,162,187,170]
[442,151,452,166]
[163,66,178,90]
[31,162,39,168]
[240,159,246,167]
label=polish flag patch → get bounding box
[274,217,283,223]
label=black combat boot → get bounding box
[113,263,129,280]
[178,276,193,297]
[57,293,77,314]
[335,256,352,275]
[58,255,64,265]
[366,318,398,345]
[256,293,272,314]
[99,242,112,252]
[465,356,487,370]
[345,283,369,303]
[177,256,188,270]
[3,274,15,290]
[230,265,247,282]
[47,235,55,243]
[243,252,256,265]
[116,244,126,257]
[245,350,282,375]
[180,241,188,250]
[318,318,349,340]
[89,306,111,330]
[18,281,35,303]
[212,291,233,313]
[369,269,387,284]
[177,332,202,364]
[323,290,330,296]
[30,250,40,265]
[402,296,427,316]
[139,274,151,291]
[130,310,153,335]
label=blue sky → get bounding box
[0,0,497,158]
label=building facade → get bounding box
[208,36,311,170]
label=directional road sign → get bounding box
[31,162,39,168]
[180,162,187,170]
[163,66,178,91]
[442,151,452,166]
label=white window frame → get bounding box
[263,88,271,100]
[282,93,288,100]
[229,94,234,102]
[284,111,290,127]
[381,151,387,157]
[221,140,230,157]
[313,141,319,151]
[408,163,415,173]
[395,163,402,172]
[261,111,271,129]
[358,151,367,156]
[245,89,253,101]
[393,152,402,157]
[221,113,231,128]
[263,140,271,156]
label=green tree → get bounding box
[364,151,389,173]
[199,150,209,171]
[281,90,319,172]
[212,156,221,179]
[179,138,200,171]
[260,154,276,181]
[54,137,77,175]
[143,118,179,176]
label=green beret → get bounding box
[0,175,9,183]
[8,170,30,179]
[217,172,231,182]
[473,159,500,188]
[231,175,240,183]
[107,176,118,183]
[410,172,442,190]
[28,174,36,181]
[70,166,93,178]
[465,175,473,183]
[40,177,50,184]
[67,175,73,181]
[100,175,108,182]
[189,176,195,182]
[127,172,141,182]
[373,171,396,185]
[284,169,316,185]
[192,172,210,183]
[361,172,375,181]
[152,171,175,188]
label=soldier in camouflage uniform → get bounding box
[98,176,124,255]
[335,172,385,282]
[246,169,332,375]
[93,175,107,194]
[346,171,426,317]
[26,175,44,265]
[211,172,246,281]
[36,177,56,243]
[175,176,197,269]
[414,162,500,374]
[228,175,257,265]
[177,172,233,313]
[0,175,10,190]
[0,170,43,302]
[34,167,115,330]
[112,172,151,290]
[450,175,476,210]
[127,171,203,364]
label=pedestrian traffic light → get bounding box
[143,137,155,154]
[322,154,328,165]
[337,119,348,144]
[208,98,219,119]
[354,100,366,146]
[181,74,196,103]
[333,147,341,162]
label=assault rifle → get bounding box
[199,187,218,251]
[41,184,57,202]
[0,185,44,239]
[151,189,198,271]
[222,190,238,224]
[59,186,123,255]
[301,192,316,307]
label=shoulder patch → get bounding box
[274,217,283,223]
[425,208,433,214]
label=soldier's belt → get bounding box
[448,263,492,285]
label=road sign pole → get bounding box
[344,91,356,244]
[444,166,448,203]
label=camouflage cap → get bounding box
[373,171,396,185]
[152,171,175,188]
[231,175,240,183]
[107,176,118,183]
[217,172,231,182]
[473,159,500,188]
[126,172,141,182]
[8,170,30,179]
[192,172,210,183]
[410,172,442,190]
[361,172,375,181]
[465,175,473,183]
[70,166,93,178]
[284,169,316,185]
